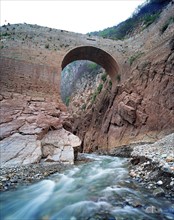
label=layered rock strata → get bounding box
[74,41,174,152]
[0,1,173,165]
[0,92,81,167]
[73,3,174,152]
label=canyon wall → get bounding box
[0,57,60,97]
[72,3,174,152]
[74,38,174,152]
[0,2,174,161]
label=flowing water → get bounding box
[0,154,174,220]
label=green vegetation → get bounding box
[81,103,86,110]
[89,0,171,40]
[97,83,103,93]
[87,62,98,70]
[109,80,112,88]
[143,12,160,28]
[160,17,174,34]
[91,92,98,103]
[129,51,144,65]
[116,74,121,82]
[91,83,103,103]
[0,32,10,38]
[65,96,70,106]
[45,43,49,49]
[101,73,107,82]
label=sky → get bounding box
[1,0,145,34]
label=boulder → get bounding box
[0,133,42,167]
[118,102,136,124]
[41,128,81,164]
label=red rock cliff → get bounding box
[73,4,174,152]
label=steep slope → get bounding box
[73,1,174,153]
[61,60,103,104]
[89,0,172,40]
[0,1,173,168]
[0,24,83,166]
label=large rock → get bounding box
[0,119,25,140]
[118,102,136,125]
[0,133,42,167]
[0,91,79,166]
[41,128,81,164]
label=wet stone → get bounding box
[153,187,165,197]
[157,180,163,186]
[145,206,162,214]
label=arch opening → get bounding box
[61,46,119,83]
[61,60,105,106]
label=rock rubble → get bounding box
[0,92,82,168]
[0,162,68,191]
[108,133,174,200]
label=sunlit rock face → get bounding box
[41,129,81,164]
[0,92,80,166]
[61,60,106,119]
[0,133,42,167]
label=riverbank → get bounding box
[1,133,173,201]
[0,154,94,191]
[1,153,174,220]
[0,162,68,191]
[108,133,174,201]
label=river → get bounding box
[0,154,173,220]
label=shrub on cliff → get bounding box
[89,0,172,40]
[65,96,70,106]
[45,43,49,49]
[128,51,144,65]
[160,17,174,34]
[101,73,107,82]
[91,83,103,103]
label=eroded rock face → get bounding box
[0,93,81,167]
[0,2,173,161]
[77,52,174,153]
[73,6,174,153]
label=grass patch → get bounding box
[101,73,107,82]
[129,51,144,66]
[65,96,70,106]
[116,74,121,82]
[160,17,174,34]
[91,83,103,103]
[45,43,49,49]
[143,12,160,28]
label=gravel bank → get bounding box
[0,154,93,192]
[1,133,173,199]
[109,133,174,200]
[0,162,69,191]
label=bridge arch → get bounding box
[61,46,119,82]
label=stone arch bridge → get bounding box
[62,46,119,82]
[0,26,127,99]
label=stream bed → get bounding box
[0,154,174,220]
